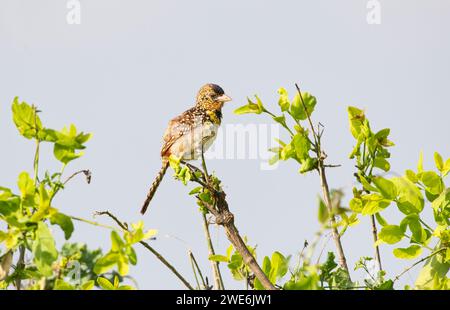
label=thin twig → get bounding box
[70,216,117,230]
[189,250,207,289]
[189,252,202,289]
[200,149,224,290]
[371,215,383,272]
[393,248,447,282]
[93,211,194,290]
[63,169,91,185]
[295,83,350,277]
[202,213,225,290]
[324,164,341,168]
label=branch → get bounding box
[199,150,224,290]
[93,210,194,290]
[295,83,351,277]
[371,215,383,272]
[185,163,276,290]
[63,169,92,185]
[202,213,225,290]
[189,250,208,289]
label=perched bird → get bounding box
[140,84,232,214]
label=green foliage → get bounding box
[347,106,449,289]
[97,275,135,290]
[234,87,319,174]
[94,222,157,276]
[1,98,140,290]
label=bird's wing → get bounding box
[160,108,196,157]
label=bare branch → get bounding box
[95,210,194,290]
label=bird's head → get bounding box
[195,83,232,111]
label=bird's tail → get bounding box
[140,159,169,215]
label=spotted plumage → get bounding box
[141,84,231,214]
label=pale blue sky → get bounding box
[0,0,449,289]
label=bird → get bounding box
[140,84,232,215]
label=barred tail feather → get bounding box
[140,159,169,215]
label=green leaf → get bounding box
[392,177,424,215]
[81,280,95,290]
[290,92,317,121]
[358,174,378,192]
[400,214,426,243]
[93,252,120,275]
[54,279,75,290]
[361,194,391,215]
[117,254,129,276]
[349,198,363,213]
[11,97,43,139]
[405,170,418,183]
[318,198,329,224]
[434,152,444,172]
[17,172,35,206]
[292,134,310,161]
[420,171,444,195]
[254,256,272,290]
[443,158,450,177]
[393,245,423,259]
[54,144,83,165]
[375,280,394,290]
[126,246,137,265]
[209,255,229,263]
[375,213,388,226]
[299,157,317,174]
[374,128,394,147]
[32,222,58,277]
[268,252,289,283]
[378,225,404,245]
[272,115,287,128]
[415,247,450,289]
[372,177,397,200]
[234,97,263,115]
[417,151,424,173]
[373,157,391,172]
[50,212,74,240]
[347,106,366,139]
[277,88,290,112]
[188,187,202,195]
[97,277,115,290]
[111,231,125,251]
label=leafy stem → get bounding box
[295,83,351,278]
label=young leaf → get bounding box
[347,106,366,139]
[372,177,397,200]
[50,212,74,240]
[97,277,115,290]
[393,245,422,259]
[361,194,391,215]
[378,225,404,244]
[434,152,444,172]
[234,97,263,115]
[32,222,58,277]
[11,97,43,139]
[391,177,425,215]
[290,92,317,121]
[375,213,388,226]
[417,151,424,173]
[93,252,120,275]
[277,87,290,112]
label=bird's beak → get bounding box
[216,94,232,103]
